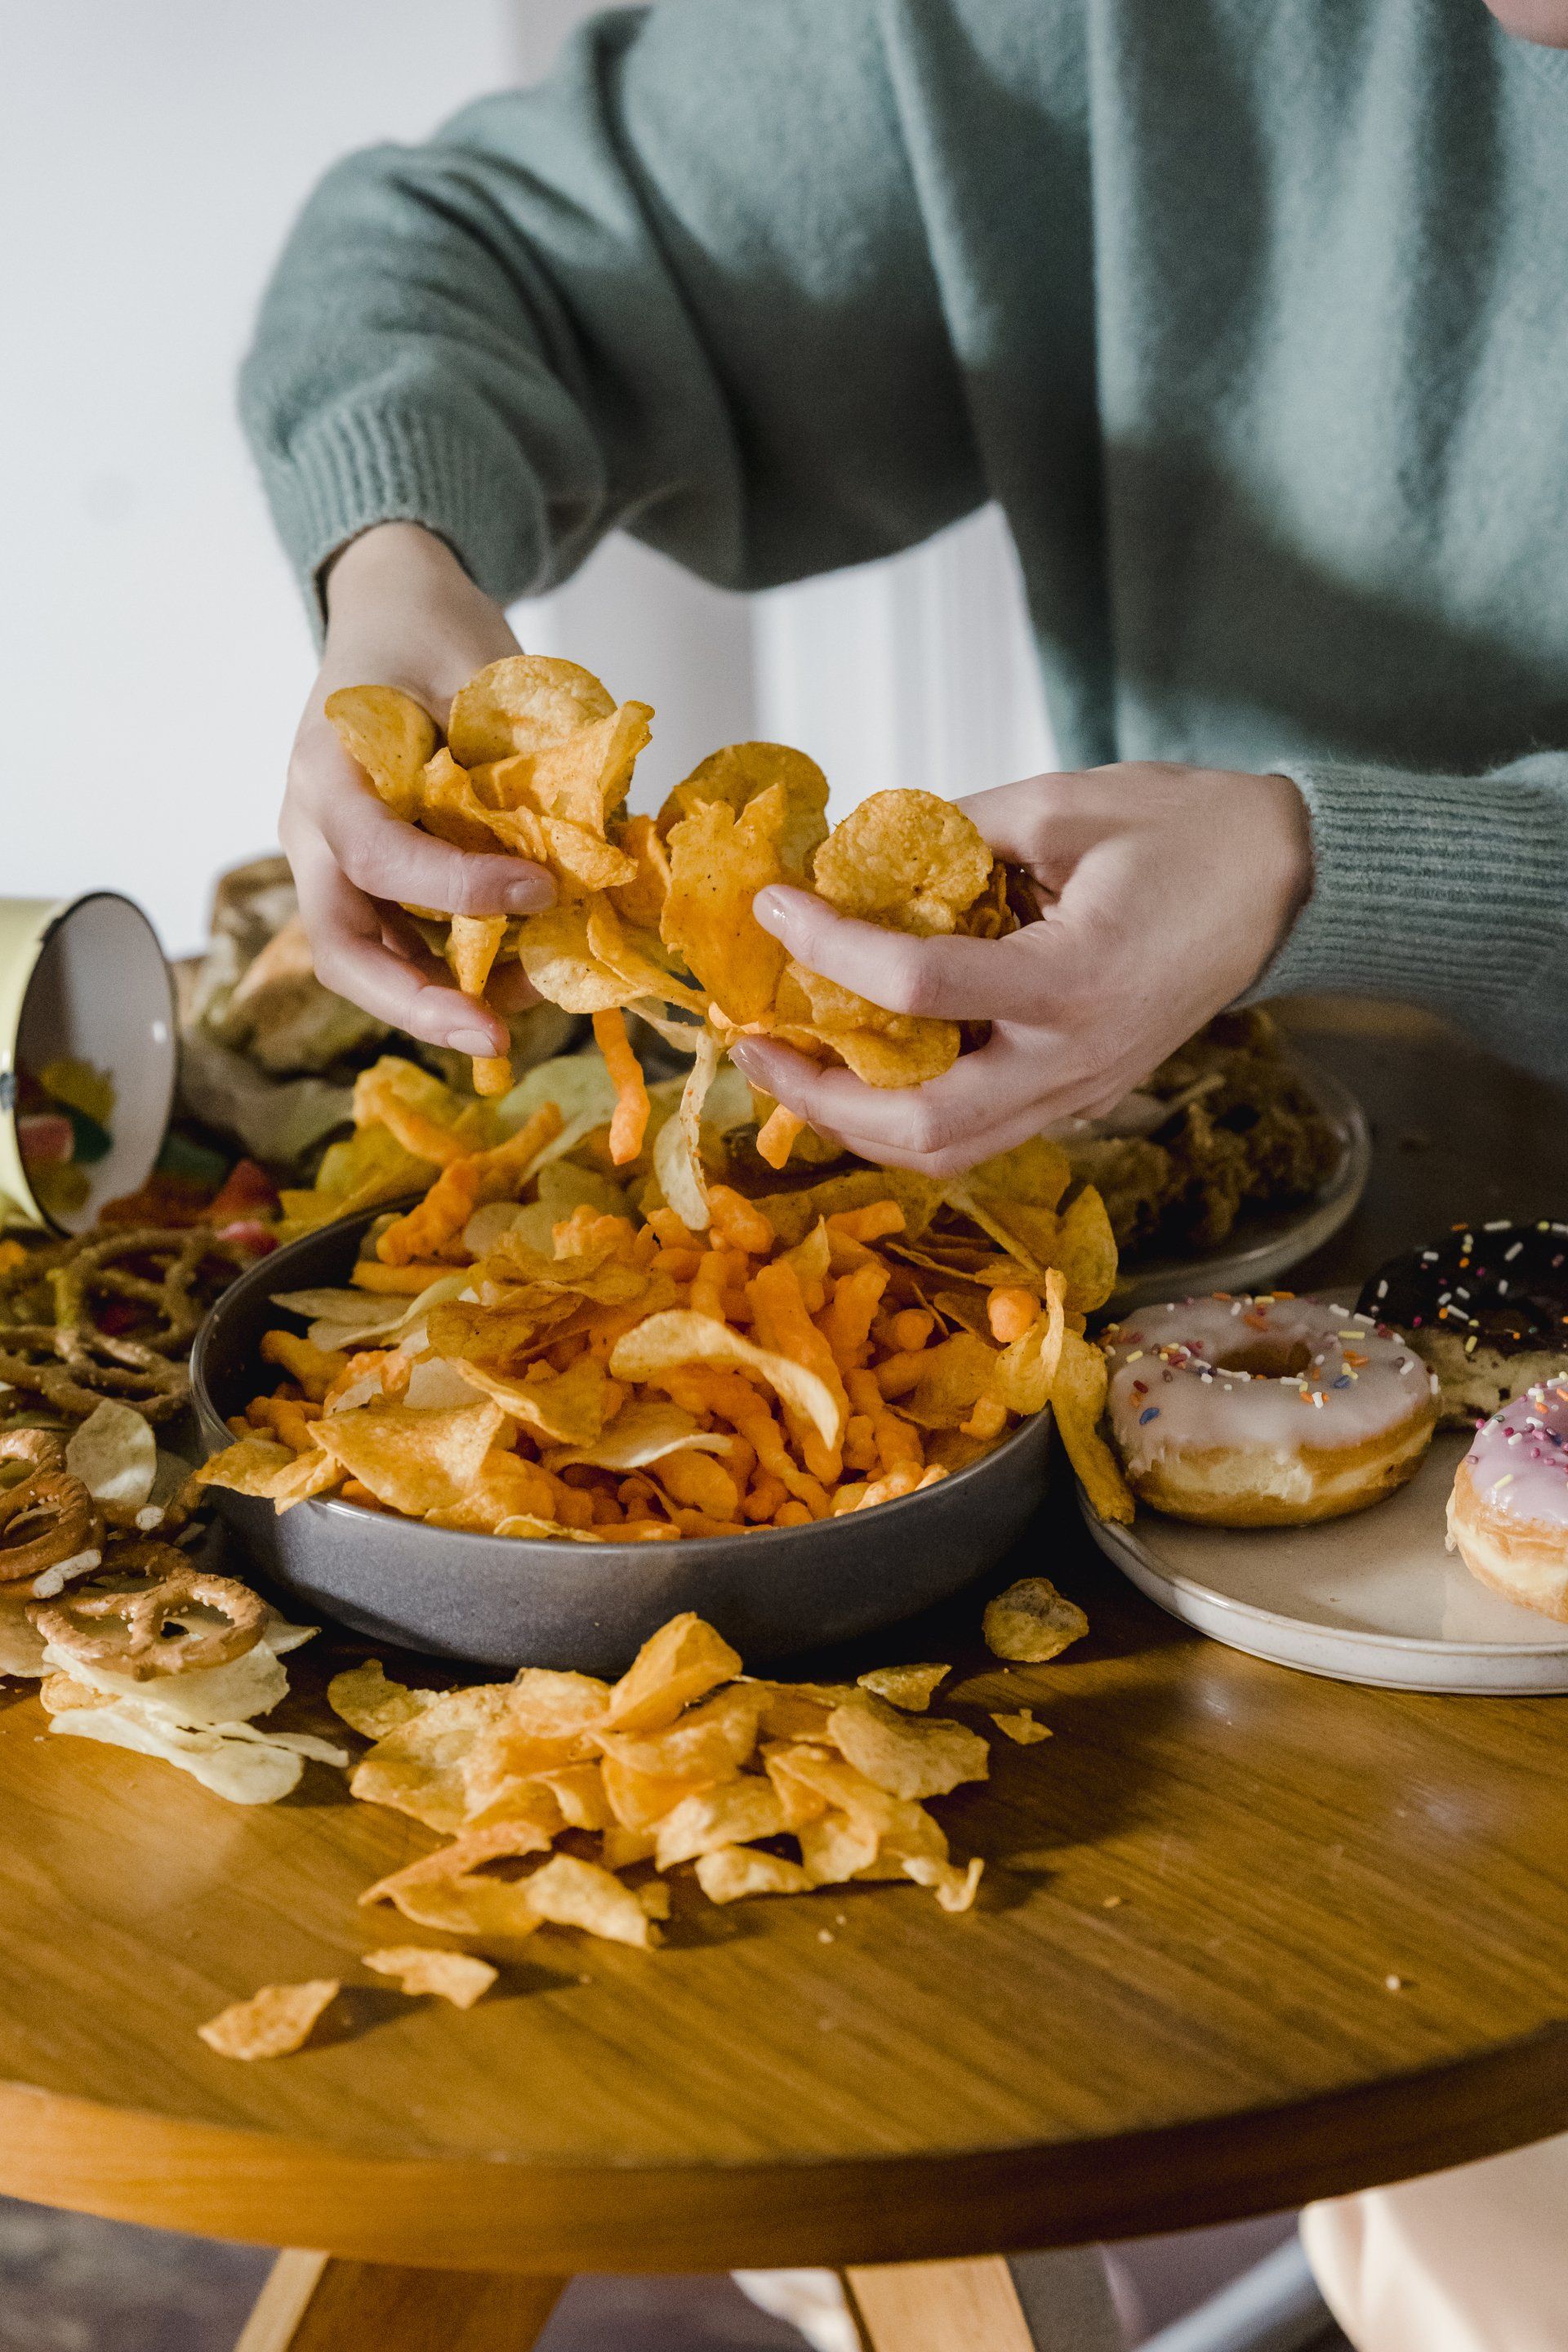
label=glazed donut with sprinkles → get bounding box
[1359,1219,1568,1428]
[1102,1293,1439,1526]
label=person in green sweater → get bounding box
[247,0,1568,1184]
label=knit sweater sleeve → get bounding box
[1250,752,1568,1080]
[238,1,982,621]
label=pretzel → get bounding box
[48,1227,252,1357]
[0,1328,190,1424]
[29,1544,266,1680]
[0,1430,102,1585]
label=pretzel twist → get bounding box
[29,1544,266,1680]
[0,1431,102,1584]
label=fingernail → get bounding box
[448,1027,501,1056]
[752,886,791,926]
[504,875,554,914]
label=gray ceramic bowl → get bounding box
[191,1206,1054,1673]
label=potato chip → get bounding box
[1052,1329,1136,1523]
[310,1400,506,1517]
[832,1021,961,1090]
[856,1664,950,1713]
[982,1576,1090,1663]
[694,1846,814,1904]
[751,1681,862,1742]
[531,1761,615,1832]
[991,1708,1052,1744]
[607,812,673,930]
[447,655,615,767]
[363,1946,497,2010]
[65,1398,158,1522]
[652,1028,720,1231]
[826,1693,989,1802]
[412,746,510,858]
[538,816,638,893]
[756,1171,943,1250]
[902,1854,985,1913]
[543,1400,733,1476]
[514,906,641,1013]
[660,742,828,879]
[993,1269,1067,1418]
[598,1753,715,1829]
[602,1824,659,1869]
[969,1134,1072,1213]
[452,1354,615,1448]
[796,1810,881,1884]
[325,685,436,823]
[350,1685,514,1833]
[1054,1184,1118,1314]
[327,1659,439,1741]
[902,1333,1002,1431]
[423,1448,560,1534]
[194,1437,340,1512]
[585,900,706,1014]
[597,1683,764,1784]
[359,1816,559,1909]
[661,787,791,1024]
[385,1873,545,1943]
[198,1979,340,2060]
[529,701,652,835]
[610,1312,846,1453]
[812,791,992,937]
[522,1851,661,1948]
[604,1611,742,1734]
[654,1777,788,1869]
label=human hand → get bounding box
[280,521,554,1058]
[729,763,1312,1175]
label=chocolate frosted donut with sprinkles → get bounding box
[1101,1293,1438,1526]
[1357,1220,1568,1429]
[1447,1380,1568,1623]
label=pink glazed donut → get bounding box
[1447,1381,1568,1622]
[1102,1294,1439,1526]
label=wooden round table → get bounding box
[3,1000,1566,2352]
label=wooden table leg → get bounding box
[234,2250,567,2352]
[843,2248,1123,2352]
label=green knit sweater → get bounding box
[241,0,1568,1076]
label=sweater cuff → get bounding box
[1245,756,1568,1024]
[254,403,544,635]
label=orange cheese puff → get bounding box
[617,1474,663,1516]
[847,1367,923,1476]
[341,1479,390,1511]
[689,1245,743,1324]
[846,1464,934,1512]
[550,1482,597,1531]
[743,1472,789,1522]
[251,1396,325,1453]
[630,1223,661,1267]
[662,1367,831,1517]
[873,1351,928,1399]
[826,1202,906,1244]
[621,1520,683,1542]
[552,1204,638,1259]
[350,1259,454,1294]
[755,1105,807,1171]
[843,1414,879,1473]
[591,1009,651,1165]
[773,1499,813,1528]
[377,1101,564,1265]
[707,1186,775,1255]
[724,1437,757,1494]
[259,1330,350,1403]
[589,1489,625,1526]
[889,1308,935,1352]
[644,1206,695,1249]
[226,1413,251,1439]
[657,1450,741,1522]
[666,1507,749,1539]
[820,1264,888,1368]
[963,1394,1010,1441]
[987,1285,1038,1345]
[746,1259,849,1483]
[656,1245,705,1285]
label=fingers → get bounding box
[300,733,553,919]
[752,887,1059,1022]
[288,831,510,1054]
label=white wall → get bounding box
[1,0,1051,960]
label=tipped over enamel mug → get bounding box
[0,894,177,1234]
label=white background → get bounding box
[1,0,1052,958]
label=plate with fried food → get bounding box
[190,1046,1132,1670]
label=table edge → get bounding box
[6,2019,1566,2269]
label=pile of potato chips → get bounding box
[326,656,1017,1167]
[197,1047,1134,1539]
[198,1602,1059,2054]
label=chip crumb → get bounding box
[197,1980,340,2060]
[1102,1895,1123,1909]
[982,1577,1089,1664]
[1384,1972,1408,1992]
[817,1927,835,1943]
[855,1663,950,1713]
[363,1946,497,2010]
[990,1708,1052,1745]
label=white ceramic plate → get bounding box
[1108,1054,1370,1313]
[1084,1428,1568,1695]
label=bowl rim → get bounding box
[191,1203,1053,1563]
